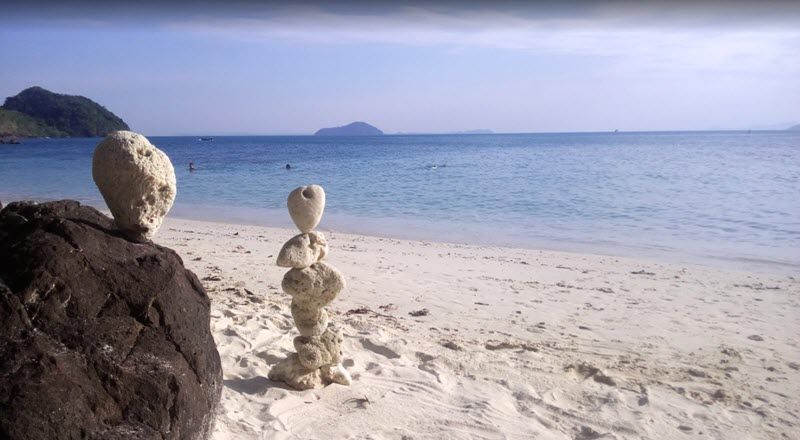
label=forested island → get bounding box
[0,86,129,138]
[314,121,383,136]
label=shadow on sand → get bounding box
[223,376,294,394]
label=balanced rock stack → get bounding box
[268,185,351,390]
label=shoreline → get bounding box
[164,214,797,277]
[155,216,799,439]
[0,195,796,275]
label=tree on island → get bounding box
[314,121,383,136]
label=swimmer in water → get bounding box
[189,162,196,172]
[285,164,291,170]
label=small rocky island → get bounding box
[314,121,383,136]
[0,86,129,138]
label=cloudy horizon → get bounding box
[2,1,798,135]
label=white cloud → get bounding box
[165,6,800,74]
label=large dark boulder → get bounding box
[0,200,222,439]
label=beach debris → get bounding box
[269,185,352,390]
[345,395,372,409]
[379,303,397,312]
[485,340,539,352]
[631,269,656,275]
[440,340,462,351]
[574,426,605,440]
[630,269,656,275]
[565,362,617,386]
[92,130,176,241]
[409,308,430,317]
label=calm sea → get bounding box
[1,132,798,272]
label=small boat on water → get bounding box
[199,137,213,141]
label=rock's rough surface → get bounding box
[281,261,345,308]
[0,200,222,440]
[92,131,176,241]
[276,231,328,269]
[321,363,352,386]
[270,184,350,390]
[267,354,322,390]
[287,185,325,233]
[294,327,344,369]
[291,300,329,336]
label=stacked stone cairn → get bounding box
[268,185,351,390]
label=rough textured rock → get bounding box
[270,185,351,390]
[267,354,322,390]
[281,261,345,308]
[294,327,344,369]
[290,300,329,337]
[92,131,176,241]
[287,185,325,233]
[276,231,328,269]
[321,363,352,386]
[0,200,222,440]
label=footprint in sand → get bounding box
[360,338,401,359]
[564,362,617,386]
[415,352,442,383]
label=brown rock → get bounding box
[0,200,222,440]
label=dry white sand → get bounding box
[158,217,799,439]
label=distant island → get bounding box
[0,86,129,138]
[314,121,383,136]
[788,124,800,131]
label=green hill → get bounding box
[1,86,129,137]
[314,121,383,136]
[0,108,66,137]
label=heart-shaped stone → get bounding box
[92,131,176,241]
[287,185,326,233]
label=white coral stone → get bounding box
[92,131,176,240]
[287,185,325,233]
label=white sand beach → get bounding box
[156,217,799,439]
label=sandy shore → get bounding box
[157,217,799,439]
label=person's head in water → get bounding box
[189,162,196,172]
[285,164,291,170]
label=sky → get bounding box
[1,0,799,135]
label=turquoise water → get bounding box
[1,132,798,272]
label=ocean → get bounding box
[1,131,798,272]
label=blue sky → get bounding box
[1,1,799,135]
